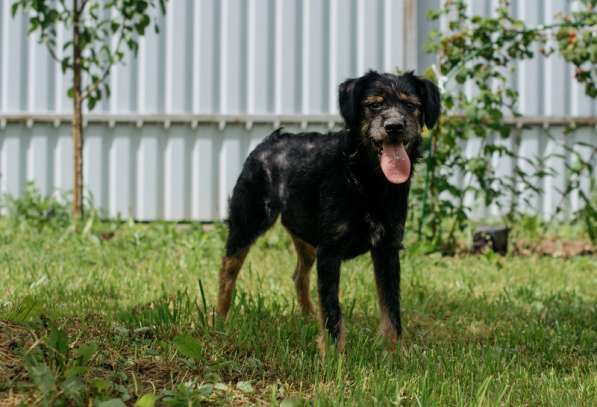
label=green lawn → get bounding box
[1,220,596,406]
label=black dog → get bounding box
[216,70,440,352]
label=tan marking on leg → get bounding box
[378,305,398,351]
[317,334,326,359]
[316,300,345,357]
[289,233,316,316]
[316,307,327,358]
[316,322,345,358]
[375,279,399,351]
[216,248,249,320]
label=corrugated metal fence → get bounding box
[0,0,595,220]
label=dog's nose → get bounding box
[384,119,405,134]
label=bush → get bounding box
[2,182,71,229]
[411,0,597,252]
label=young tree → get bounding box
[12,0,167,220]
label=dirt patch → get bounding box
[127,357,192,390]
[0,321,37,406]
[512,238,596,257]
[0,321,36,384]
[0,391,32,407]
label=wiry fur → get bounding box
[217,70,441,349]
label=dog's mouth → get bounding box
[372,140,411,184]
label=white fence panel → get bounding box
[0,0,595,221]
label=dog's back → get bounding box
[226,129,344,256]
[248,129,343,186]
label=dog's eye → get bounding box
[404,102,418,111]
[368,102,383,110]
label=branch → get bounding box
[78,0,90,14]
[45,42,62,64]
[81,23,126,101]
[39,34,74,70]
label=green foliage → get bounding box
[172,334,204,362]
[550,130,597,244]
[135,394,158,407]
[11,0,167,110]
[415,0,597,252]
[161,382,215,406]
[1,182,71,229]
[21,326,99,405]
[554,0,597,97]
[0,184,151,255]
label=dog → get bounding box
[216,70,440,352]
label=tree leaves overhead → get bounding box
[12,0,168,109]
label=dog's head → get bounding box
[338,71,440,184]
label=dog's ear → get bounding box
[338,71,379,129]
[338,78,357,129]
[413,75,441,129]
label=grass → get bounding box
[1,218,596,406]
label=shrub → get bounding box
[411,0,596,252]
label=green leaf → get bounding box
[64,365,87,379]
[280,399,308,407]
[197,384,213,396]
[97,399,127,407]
[87,97,97,111]
[75,341,98,365]
[28,17,39,33]
[172,334,203,361]
[214,383,229,391]
[61,376,85,400]
[421,65,438,84]
[6,295,42,323]
[47,327,69,362]
[135,394,157,407]
[236,381,254,393]
[11,2,21,17]
[61,58,71,73]
[91,378,113,394]
[26,361,56,395]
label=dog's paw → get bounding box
[316,327,346,359]
[378,322,400,352]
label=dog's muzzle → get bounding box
[384,118,406,144]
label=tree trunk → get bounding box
[72,0,83,221]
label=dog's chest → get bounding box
[363,214,387,246]
[333,212,400,258]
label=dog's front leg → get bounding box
[371,244,401,348]
[316,250,345,355]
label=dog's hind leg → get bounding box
[289,232,316,316]
[216,167,279,320]
[216,247,249,319]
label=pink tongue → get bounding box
[380,143,411,184]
